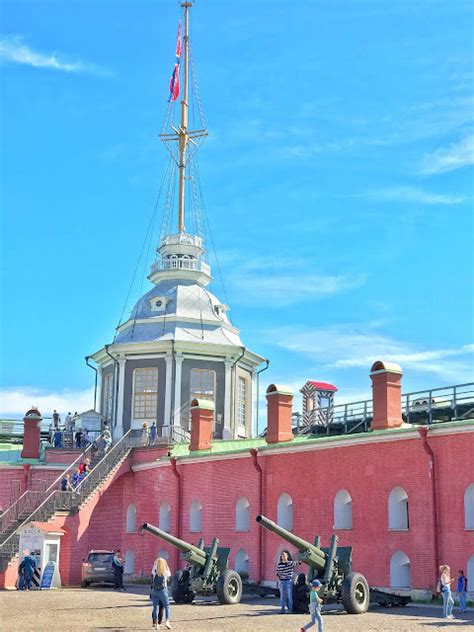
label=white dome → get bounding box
[114,279,243,347]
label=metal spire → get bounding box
[160,1,207,234]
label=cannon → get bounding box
[256,514,369,614]
[142,523,242,605]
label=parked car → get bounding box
[81,550,115,587]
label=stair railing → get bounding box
[70,429,141,506]
[0,444,93,535]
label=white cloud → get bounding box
[0,36,109,75]
[420,133,474,175]
[363,186,465,205]
[267,324,474,383]
[220,254,367,306]
[0,387,94,417]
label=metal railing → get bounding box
[0,444,93,538]
[0,424,192,567]
[150,258,210,275]
[294,382,474,436]
[0,433,134,567]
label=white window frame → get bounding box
[132,367,158,421]
[190,368,216,403]
[237,376,247,427]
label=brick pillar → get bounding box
[21,407,42,459]
[370,361,403,431]
[189,399,214,452]
[265,384,294,444]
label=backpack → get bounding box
[152,574,165,591]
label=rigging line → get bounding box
[160,160,178,243]
[194,158,232,319]
[129,192,162,341]
[190,159,204,238]
[114,154,173,339]
[189,44,207,130]
[156,155,174,248]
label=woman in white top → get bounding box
[439,564,455,620]
[151,557,172,629]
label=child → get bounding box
[301,579,323,632]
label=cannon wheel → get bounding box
[216,569,242,604]
[341,572,370,614]
[171,570,195,604]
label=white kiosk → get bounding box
[18,521,64,589]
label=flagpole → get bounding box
[177,2,192,234]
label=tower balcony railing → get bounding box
[150,258,211,276]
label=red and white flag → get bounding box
[169,23,182,102]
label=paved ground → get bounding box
[0,585,472,631]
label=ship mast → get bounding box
[161,0,207,234]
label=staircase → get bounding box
[0,429,143,570]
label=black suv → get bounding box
[81,550,115,587]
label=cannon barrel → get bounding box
[142,522,207,565]
[256,515,326,569]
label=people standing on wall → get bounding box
[112,550,125,591]
[82,428,90,448]
[457,569,468,613]
[52,409,60,429]
[142,422,150,446]
[75,428,83,449]
[276,550,298,613]
[65,412,72,432]
[439,564,455,620]
[53,427,63,448]
[150,556,172,629]
[150,422,158,445]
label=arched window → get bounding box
[334,489,352,529]
[159,501,171,533]
[467,554,474,591]
[235,497,250,531]
[124,549,135,575]
[388,487,409,530]
[464,483,474,529]
[190,500,202,532]
[125,504,136,533]
[235,548,249,577]
[277,493,293,530]
[390,551,411,588]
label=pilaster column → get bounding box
[223,358,233,439]
[115,357,126,439]
[163,353,174,434]
[96,365,103,413]
[173,353,184,429]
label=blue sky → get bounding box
[0,0,473,418]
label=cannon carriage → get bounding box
[142,522,242,605]
[256,514,369,614]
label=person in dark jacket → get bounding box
[293,572,310,613]
[22,553,37,590]
[75,428,83,449]
[112,550,125,591]
[17,559,26,590]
